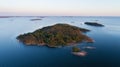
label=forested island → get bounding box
[17,24,94,47]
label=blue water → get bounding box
[0,16,120,67]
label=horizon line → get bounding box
[0,15,120,17]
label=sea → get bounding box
[0,16,120,67]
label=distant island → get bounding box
[30,19,42,21]
[17,24,94,47]
[85,22,104,27]
[0,16,11,18]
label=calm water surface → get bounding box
[0,16,120,67]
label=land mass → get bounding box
[85,22,104,27]
[30,19,42,21]
[17,24,94,47]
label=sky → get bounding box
[0,0,120,16]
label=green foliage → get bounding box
[72,46,80,52]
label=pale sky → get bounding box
[0,0,120,16]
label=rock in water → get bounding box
[72,51,87,56]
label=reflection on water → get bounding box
[0,16,120,67]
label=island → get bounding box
[72,46,87,56]
[30,19,42,21]
[0,16,11,18]
[85,22,104,27]
[17,24,94,47]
